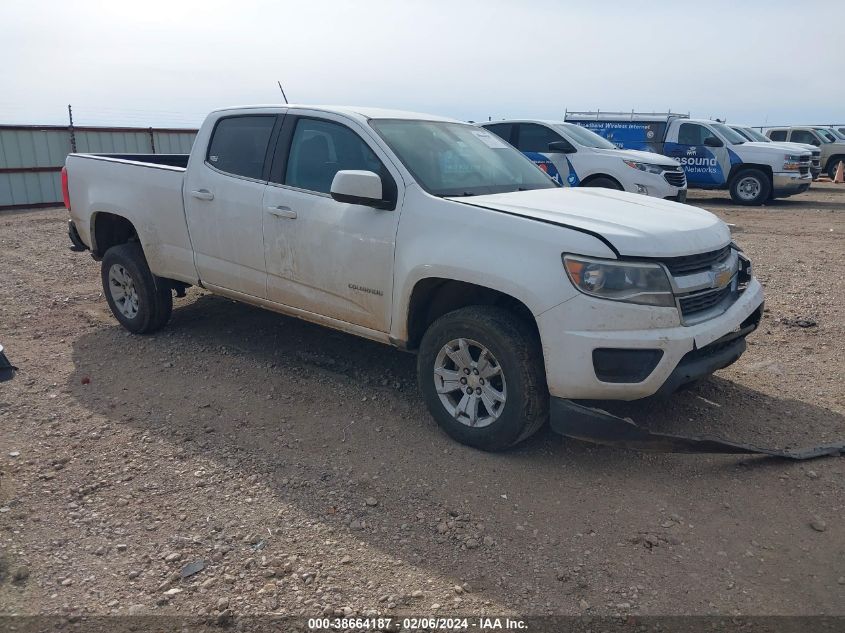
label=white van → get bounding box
[566,112,812,205]
[479,120,687,201]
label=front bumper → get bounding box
[536,277,765,400]
[621,170,686,200]
[772,171,812,196]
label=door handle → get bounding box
[266,205,297,219]
[190,189,214,201]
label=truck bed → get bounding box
[65,153,197,284]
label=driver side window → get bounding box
[791,130,819,145]
[678,123,717,146]
[283,118,384,194]
[515,123,564,153]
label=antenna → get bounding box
[277,81,289,105]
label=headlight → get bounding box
[562,255,674,307]
[623,160,664,174]
[783,154,803,171]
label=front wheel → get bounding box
[729,169,771,205]
[101,242,173,334]
[583,176,623,190]
[417,306,548,451]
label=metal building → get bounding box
[0,124,197,210]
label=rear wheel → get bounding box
[101,242,172,334]
[417,306,548,451]
[729,169,770,205]
[583,176,623,190]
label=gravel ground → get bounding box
[1,185,843,620]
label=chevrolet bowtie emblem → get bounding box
[711,260,734,288]
[714,268,732,287]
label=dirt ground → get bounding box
[1,185,843,621]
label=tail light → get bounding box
[61,166,71,211]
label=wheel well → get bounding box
[579,173,623,189]
[728,163,773,185]
[406,279,538,350]
[824,154,845,171]
[92,213,137,258]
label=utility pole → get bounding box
[67,104,77,153]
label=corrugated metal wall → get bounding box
[0,125,197,210]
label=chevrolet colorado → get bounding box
[63,105,764,451]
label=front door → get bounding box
[665,122,731,188]
[512,122,579,186]
[183,114,278,298]
[261,113,402,332]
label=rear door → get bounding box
[183,114,280,298]
[260,112,403,332]
[665,122,731,188]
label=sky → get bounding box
[1,0,842,129]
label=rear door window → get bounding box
[768,130,787,142]
[206,116,276,179]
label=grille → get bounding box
[679,284,732,317]
[663,168,686,188]
[656,245,731,276]
[800,164,810,176]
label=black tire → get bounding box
[729,168,771,206]
[101,242,173,334]
[828,158,844,180]
[417,306,548,451]
[583,176,623,190]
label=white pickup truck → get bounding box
[63,105,764,451]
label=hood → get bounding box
[591,147,680,167]
[749,141,812,156]
[734,141,807,159]
[451,187,730,258]
[775,141,820,154]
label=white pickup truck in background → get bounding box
[479,119,687,201]
[63,105,764,451]
[566,112,813,205]
[728,125,822,180]
[764,125,845,180]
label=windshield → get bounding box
[735,126,769,142]
[711,123,747,145]
[370,119,558,197]
[556,123,617,149]
[821,127,845,141]
[813,128,837,143]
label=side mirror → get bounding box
[703,136,724,148]
[548,140,576,154]
[330,170,385,208]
